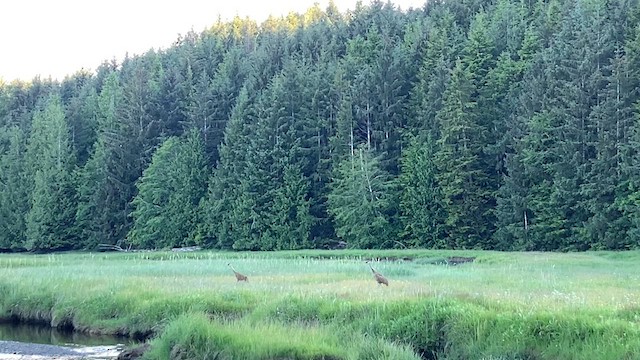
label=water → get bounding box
[0,321,131,347]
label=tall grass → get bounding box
[1,250,640,359]
[145,313,420,360]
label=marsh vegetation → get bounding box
[1,250,639,359]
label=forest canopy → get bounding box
[1,0,640,252]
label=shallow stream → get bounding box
[0,321,128,347]
[0,321,130,359]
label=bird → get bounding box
[227,263,248,282]
[366,261,389,286]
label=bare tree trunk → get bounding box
[366,101,371,151]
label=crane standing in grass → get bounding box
[227,263,248,282]
[366,261,389,286]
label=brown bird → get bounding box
[366,261,389,286]
[227,263,248,282]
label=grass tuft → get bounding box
[144,312,418,360]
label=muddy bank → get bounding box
[0,340,121,359]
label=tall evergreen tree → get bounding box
[493,25,545,250]
[399,133,446,248]
[75,73,132,248]
[435,60,494,249]
[202,87,259,250]
[270,163,313,249]
[58,72,100,167]
[0,126,29,250]
[24,95,77,251]
[619,24,640,248]
[408,9,463,137]
[328,147,397,248]
[129,129,209,248]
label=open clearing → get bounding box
[1,250,639,359]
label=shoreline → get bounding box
[0,340,121,360]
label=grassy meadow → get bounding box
[0,250,639,359]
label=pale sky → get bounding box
[0,0,424,82]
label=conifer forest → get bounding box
[2,0,640,252]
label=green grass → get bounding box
[1,250,640,359]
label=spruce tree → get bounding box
[0,126,28,250]
[202,87,259,250]
[399,133,446,248]
[270,163,313,250]
[75,73,131,248]
[435,60,494,249]
[24,95,77,251]
[328,147,397,248]
[129,130,208,248]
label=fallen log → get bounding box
[97,244,126,252]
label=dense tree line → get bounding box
[2,0,640,252]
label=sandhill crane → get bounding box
[366,261,389,286]
[227,263,248,282]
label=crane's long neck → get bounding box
[368,264,376,273]
[228,264,236,272]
